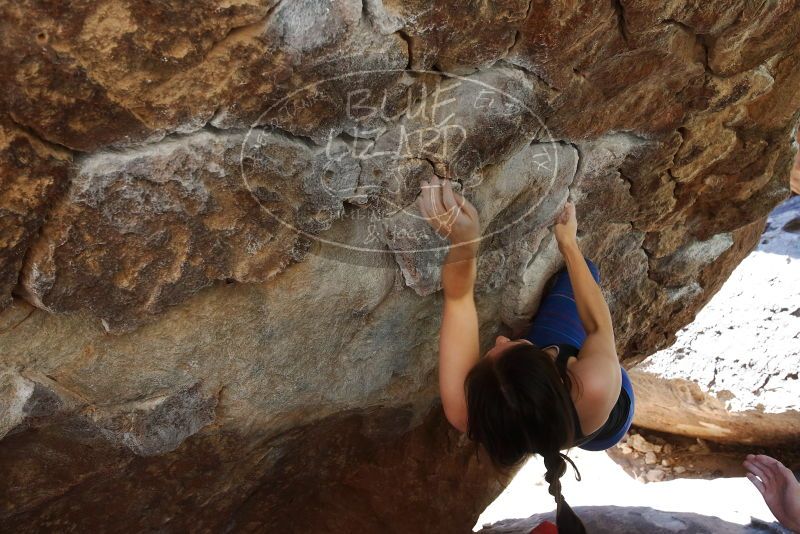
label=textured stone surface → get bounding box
[0,240,505,530]
[19,129,361,331]
[481,506,793,534]
[0,0,408,150]
[632,196,800,446]
[1,0,799,531]
[0,120,70,309]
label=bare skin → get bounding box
[416,175,621,437]
[744,454,800,532]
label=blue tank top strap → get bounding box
[553,343,579,373]
[544,343,598,446]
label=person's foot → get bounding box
[744,454,800,532]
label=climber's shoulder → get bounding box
[570,335,621,425]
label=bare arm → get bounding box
[417,175,481,433]
[560,241,614,338]
[554,203,620,424]
[553,203,614,341]
[438,283,479,433]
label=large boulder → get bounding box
[1,0,799,531]
[631,195,800,446]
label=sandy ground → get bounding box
[474,448,777,531]
[476,195,800,531]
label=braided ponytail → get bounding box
[543,451,585,534]
[464,344,588,532]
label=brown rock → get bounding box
[630,433,655,454]
[18,130,361,332]
[0,398,503,533]
[645,468,665,481]
[0,0,799,531]
[0,120,70,310]
[382,0,528,72]
[0,0,408,150]
[631,370,800,445]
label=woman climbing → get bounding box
[416,175,635,534]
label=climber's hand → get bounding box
[417,175,480,247]
[554,201,578,249]
[744,454,800,532]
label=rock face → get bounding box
[631,195,800,446]
[0,121,70,310]
[19,130,361,331]
[1,0,799,531]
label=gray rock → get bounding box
[1,0,799,531]
[0,371,34,439]
[93,382,218,456]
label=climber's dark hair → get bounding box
[464,343,586,534]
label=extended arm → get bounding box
[553,202,616,353]
[554,203,620,417]
[560,242,614,338]
[438,245,479,432]
[417,175,481,433]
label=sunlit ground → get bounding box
[474,449,774,531]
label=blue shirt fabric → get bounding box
[523,258,635,451]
